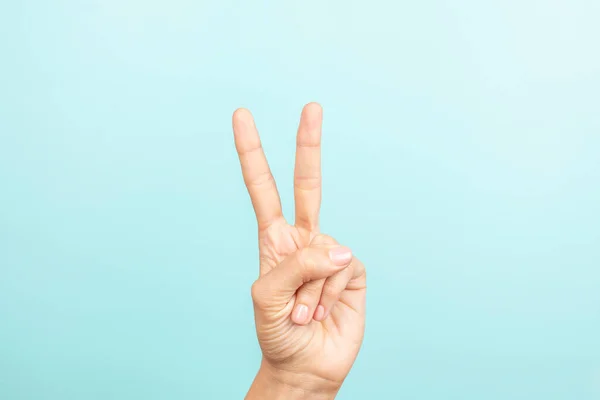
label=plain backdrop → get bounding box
[1,1,599,399]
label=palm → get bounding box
[233,103,366,384]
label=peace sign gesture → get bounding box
[234,103,366,399]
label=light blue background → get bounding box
[1,1,599,399]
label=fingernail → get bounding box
[329,246,352,266]
[314,305,326,321]
[292,304,309,324]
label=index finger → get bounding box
[232,108,283,230]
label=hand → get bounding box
[232,103,367,399]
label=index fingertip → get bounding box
[303,102,323,114]
[233,107,253,124]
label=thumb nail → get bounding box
[329,246,352,266]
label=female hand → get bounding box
[233,103,366,399]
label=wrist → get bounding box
[246,360,340,400]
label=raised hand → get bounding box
[233,103,366,399]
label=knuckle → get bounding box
[246,171,275,188]
[321,284,340,301]
[297,280,323,298]
[297,249,316,282]
[294,175,321,191]
[250,280,266,307]
[352,257,366,277]
[295,214,318,231]
[310,233,338,247]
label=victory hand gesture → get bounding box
[233,103,366,399]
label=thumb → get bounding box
[251,246,353,310]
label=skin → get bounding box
[232,103,367,399]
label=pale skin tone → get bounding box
[232,103,367,399]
